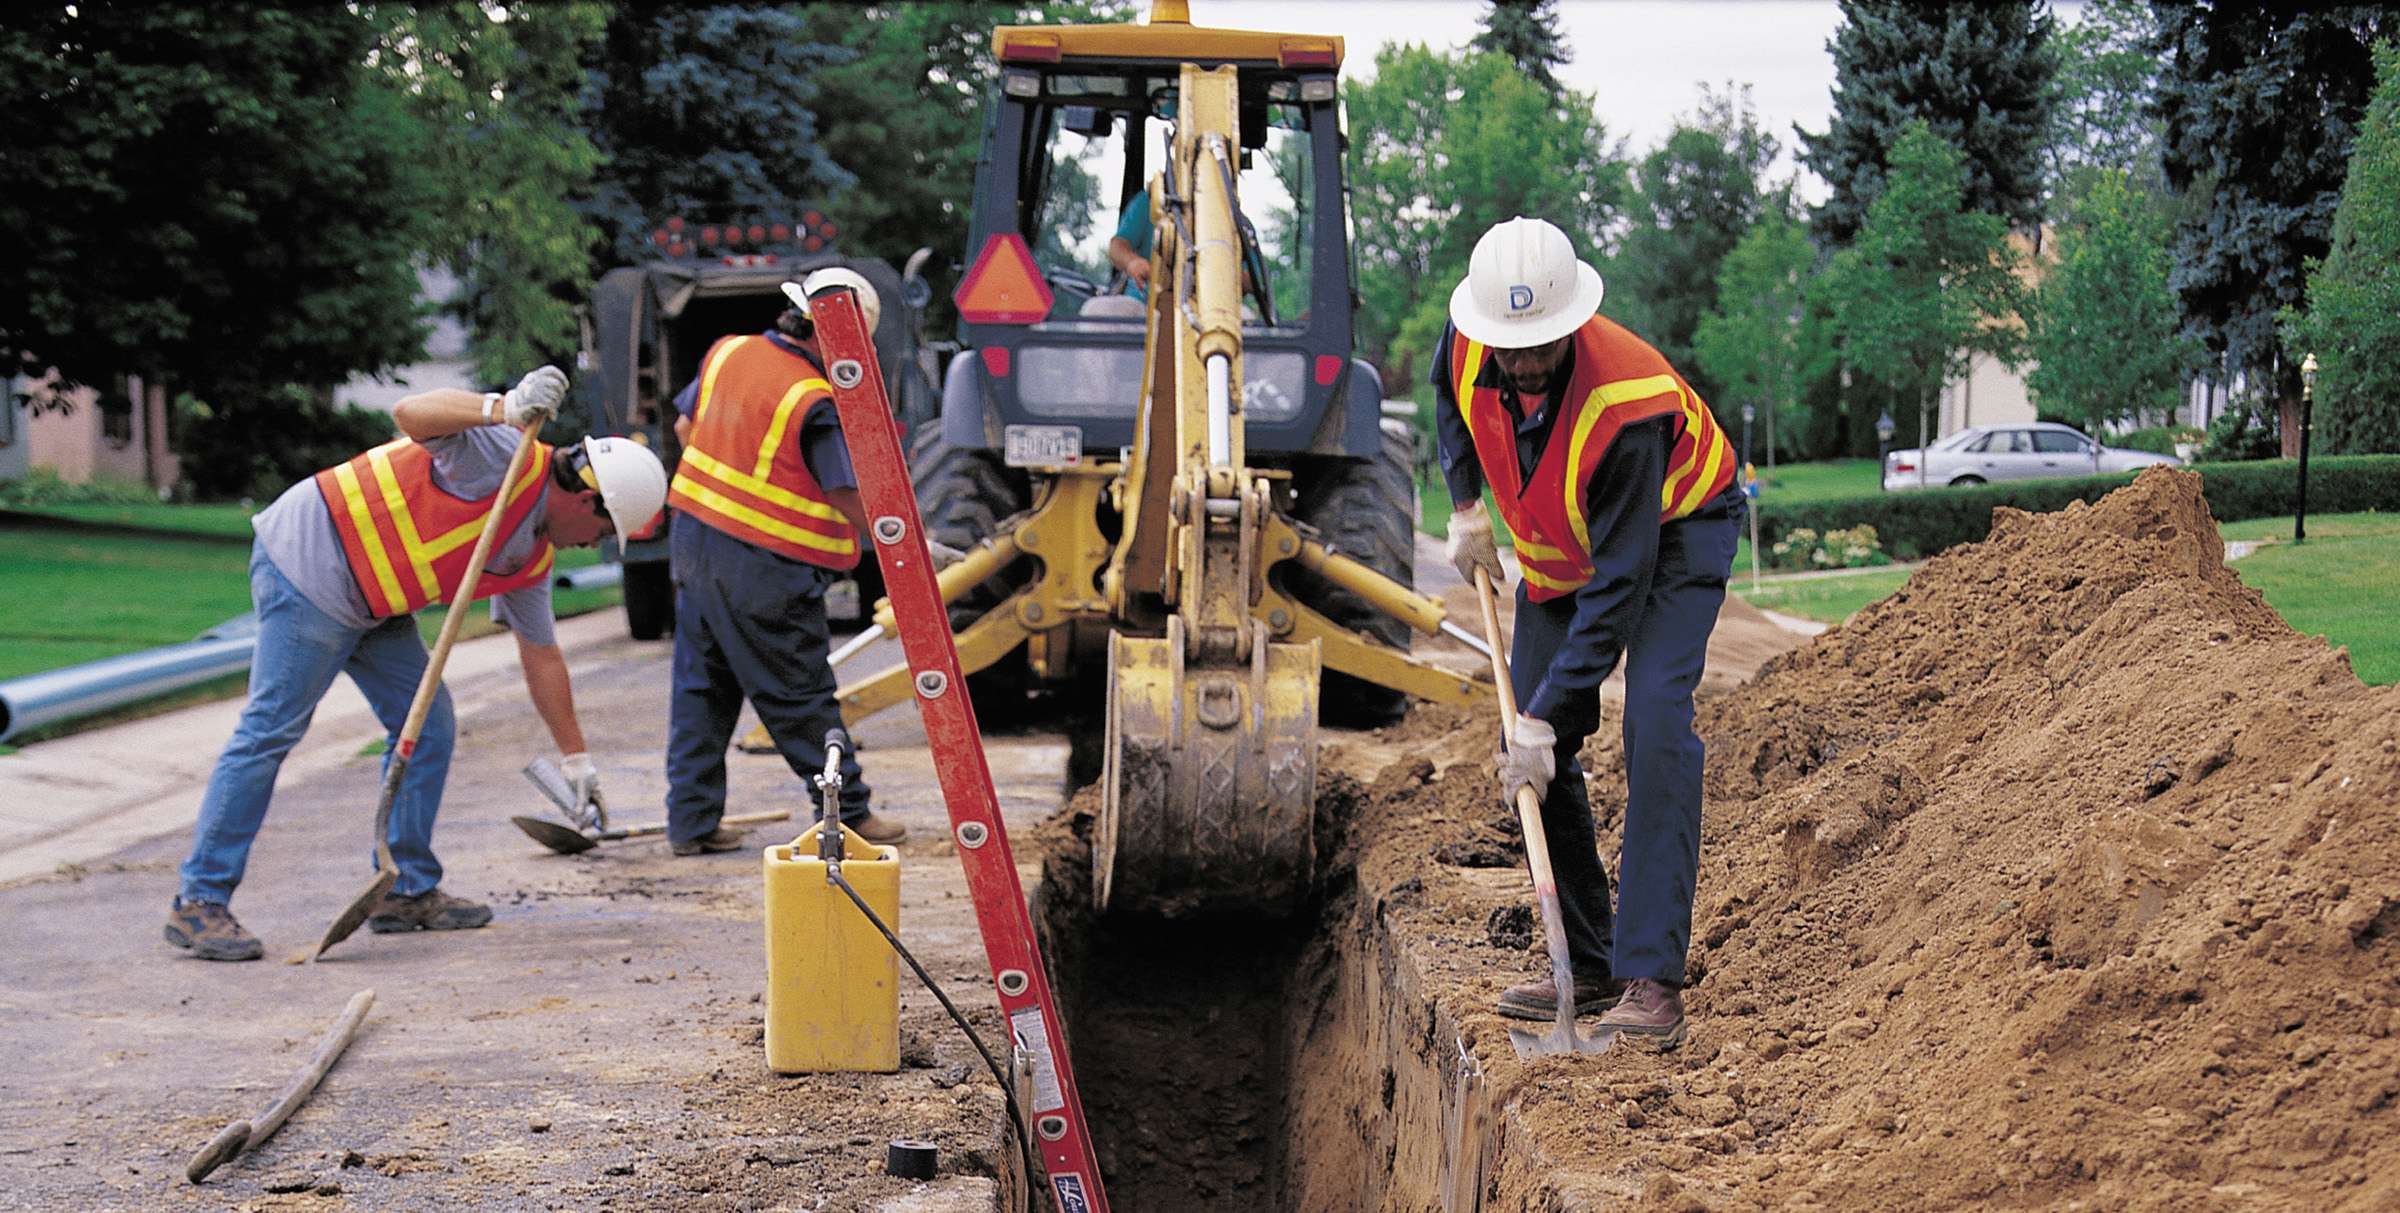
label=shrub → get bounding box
[2201,406,2282,463]
[0,466,157,507]
[2113,425,2203,457]
[1754,456,2400,560]
[1768,524,1892,571]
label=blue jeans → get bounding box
[664,517,869,845]
[1511,496,1740,985]
[178,549,453,905]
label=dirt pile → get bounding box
[1339,468,2398,1211]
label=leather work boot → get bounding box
[164,899,264,961]
[367,887,494,934]
[847,811,907,845]
[1596,978,1687,1049]
[1495,972,1625,1021]
[672,826,750,856]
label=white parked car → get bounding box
[1882,422,2181,491]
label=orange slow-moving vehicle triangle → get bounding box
[953,232,1055,325]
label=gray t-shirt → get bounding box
[253,425,558,645]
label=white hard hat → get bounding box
[578,435,668,537]
[1447,216,1605,349]
[783,267,883,335]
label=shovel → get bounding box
[511,810,792,856]
[308,418,543,962]
[1473,568,1612,1058]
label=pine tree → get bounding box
[2283,43,2400,455]
[1469,0,1569,99]
[1799,0,2057,247]
[2153,3,2390,454]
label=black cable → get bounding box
[826,866,1042,1197]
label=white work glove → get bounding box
[1446,505,1504,587]
[925,540,967,572]
[1494,713,1557,806]
[503,365,569,428]
[560,751,608,831]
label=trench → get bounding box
[1024,779,1513,1213]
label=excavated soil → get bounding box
[1314,468,2397,1211]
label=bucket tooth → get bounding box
[1098,619,1319,917]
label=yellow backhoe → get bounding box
[828,2,1491,916]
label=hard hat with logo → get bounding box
[560,435,668,537]
[781,266,883,334]
[1447,216,1606,349]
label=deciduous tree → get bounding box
[1694,212,1826,468]
[1816,123,2024,465]
[1609,85,1786,411]
[2026,171,2195,455]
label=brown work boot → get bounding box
[671,826,750,856]
[164,899,263,961]
[1495,972,1624,1021]
[367,887,493,933]
[1596,978,1687,1049]
[847,811,907,845]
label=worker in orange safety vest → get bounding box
[169,367,669,961]
[659,268,916,856]
[1435,217,1742,1048]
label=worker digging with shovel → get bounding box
[165,367,668,961]
[1435,217,1742,1048]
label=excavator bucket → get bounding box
[1097,620,1320,917]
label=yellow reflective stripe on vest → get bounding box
[669,473,856,555]
[364,445,441,602]
[1456,342,1488,431]
[676,446,848,524]
[1666,403,1730,518]
[753,377,832,480]
[1519,561,1583,595]
[691,336,756,422]
[329,460,407,613]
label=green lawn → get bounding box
[0,517,620,684]
[1755,458,1882,503]
[1732,567,1915,625]
[8,500,262,538]
[2218,512,2399,685]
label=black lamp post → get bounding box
[2296,353,2317,545]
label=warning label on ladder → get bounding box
[1010,1006,1066,1113]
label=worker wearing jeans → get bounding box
[1435,217,1741,1047]
[168,367,668,961]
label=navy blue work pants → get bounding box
[1511,502,1738,985]
[665,516,869,844]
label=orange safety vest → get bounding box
[315,436,556,618]
[1451,316,1736,601]
[666,334,860,569]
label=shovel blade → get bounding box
[1506,1023,1615,1059]
[512,815,598,855]
[310,868,397,961]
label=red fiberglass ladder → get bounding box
[809,286,1110,1213]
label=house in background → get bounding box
[0,370,180,495]
[1,267,476,494]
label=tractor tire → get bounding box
[622,558,674,641]
[1287,420,1418,728]
[907,424,1033,709]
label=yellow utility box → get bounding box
[762,821,901,1073]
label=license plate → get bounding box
[1003,424,1083,468]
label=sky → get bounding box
[1185,1,2085,203]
